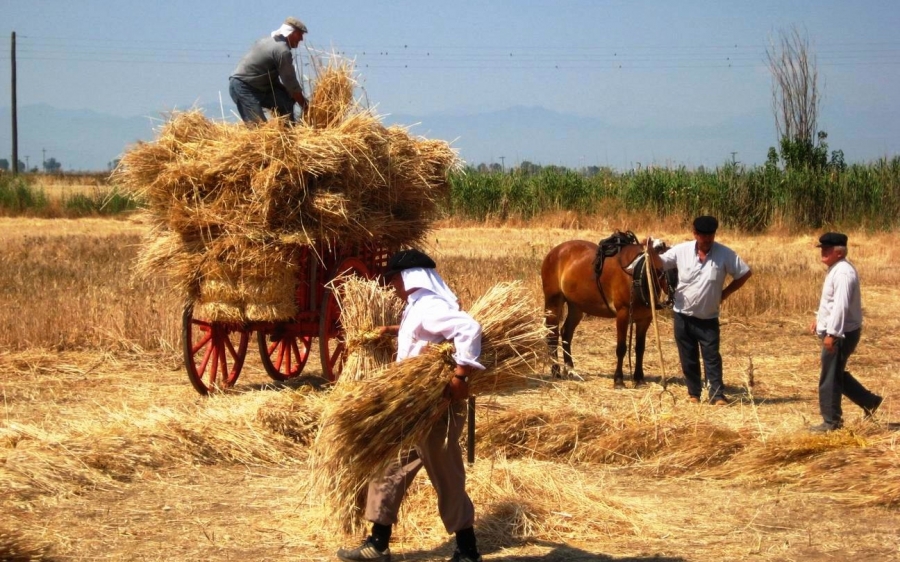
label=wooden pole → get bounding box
[466,396,475,465]
[11,32,18,175]
[644,240,668,389]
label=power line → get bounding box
[4,35,900,69]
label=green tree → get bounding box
[43,157,62,173]
[518,160,541,176]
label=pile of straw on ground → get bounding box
[0,391,321,504]
[115,57,458,321]
[311,281,549,533]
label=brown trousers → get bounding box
[364,400,475,533]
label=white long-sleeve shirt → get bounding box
[816,259,862,338]
[396,290,485,370]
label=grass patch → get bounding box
[0,172,139,217]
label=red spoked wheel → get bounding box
[319,258,370,382]
[257,329,313,381]
[182,305,250,395]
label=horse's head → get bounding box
[635,237,677,309]
[649,237,670,253]
[649,238,677,308]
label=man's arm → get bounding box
[291,90,308,112]
[722,270,752,301]
[276,48,307,111]
[644,237,671,270]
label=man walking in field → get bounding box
[229,17,309,124]
[647,216,752,405]
[336,249,485,562]
[808,232,882,432]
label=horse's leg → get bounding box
[633,318,651,387]
[613,309,630,389]
[561,305,585,380]
[544,294,565,378]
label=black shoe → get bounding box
[337,538,391,562]
[864,396,883,420]
[449,548,482,562]
[809,422,842,433]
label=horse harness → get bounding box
[593,230,677,311]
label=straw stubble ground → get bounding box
[2,216,900,561]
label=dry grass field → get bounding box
[30,173,113,199]
[2,214,899,562]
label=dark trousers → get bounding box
[818,329,879,426]
[228,77,295,123]
[674,313,725,400]
[364,400,475,533]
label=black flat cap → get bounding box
[693,215,719,234]
[383,249,436,278]
[816,232,848,247]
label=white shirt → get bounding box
[816,259,862,338]
[658,241,751,319]
[395,270,485,370]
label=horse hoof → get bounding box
[613,380,625,389]
[633,379,646,388]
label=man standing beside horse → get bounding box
[647,216,752,405]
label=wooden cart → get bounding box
[181,240,391,395]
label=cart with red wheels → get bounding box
[182,240,391,395]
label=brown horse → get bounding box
[541,235,672,388]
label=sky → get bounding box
[2,0,899,170]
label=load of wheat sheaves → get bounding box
[115,57,460,323]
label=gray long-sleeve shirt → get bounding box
[230,35,303,96]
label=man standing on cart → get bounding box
[229,17,309,124]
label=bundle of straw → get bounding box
[306,56,357,129]
[311,281,548,533]
[334,277,403,382]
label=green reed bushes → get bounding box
[0,173,138,217]
[63,189,139,216]
[448,167,612,220]
[0,174,49,215]
[446,157,900,231]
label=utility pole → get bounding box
[42,148,46,171]
[499,156,505,172]
[25,155,29,170]
[731,151,739,166]
[11,32,18,175]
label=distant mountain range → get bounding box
[1,101,891,172]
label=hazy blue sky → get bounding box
[2,0,899,169]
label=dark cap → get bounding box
[816,232,848,247]
[693,215,719,235]
[284,17,307,34]
[383,249,436,278]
